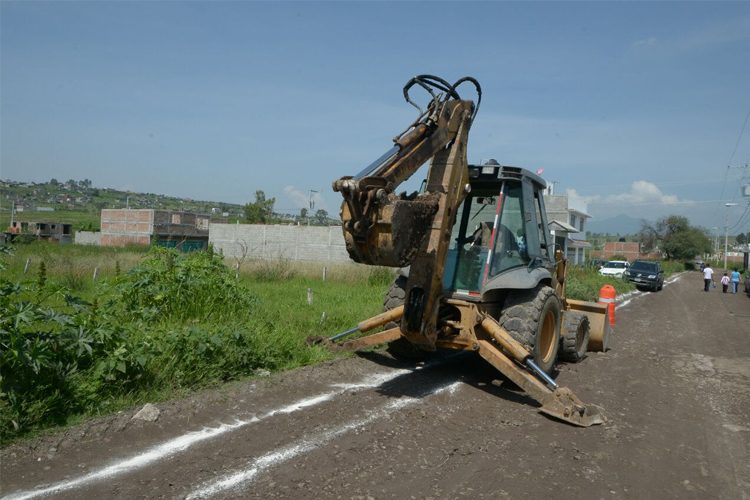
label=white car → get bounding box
[598,260,629,278]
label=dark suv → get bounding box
[623,260,664,292]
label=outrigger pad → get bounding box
[539,387,605,427]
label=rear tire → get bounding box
[560,312,590,363]
[383,276,430,360]
[498,286,561,375]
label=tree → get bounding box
[315,209,329,225]
[299,207,308,220]
[639,215,711,260]
[736,232,747,245]
[661,227,711,260]
[637,220,659,253]
[657,215,710,260]
[243,190,275,224]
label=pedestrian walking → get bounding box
[703,264,714,292]
[720,273,730,293]
[730,268,741,294]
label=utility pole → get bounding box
[724,202,738,269]
[308,190,318,226]
[308,190,318,212]
[711,226,720,259]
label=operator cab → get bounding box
[443,160,552,297]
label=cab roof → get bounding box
[468,161,547,191]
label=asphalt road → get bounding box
[2,271,749,499]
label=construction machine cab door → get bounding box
[488,181,531,277]
[522,177,552,266]
[444,191,500,294]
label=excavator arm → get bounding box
[333,75,481,349]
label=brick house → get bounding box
[100,209,209,250]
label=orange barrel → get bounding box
[598,285,616,326]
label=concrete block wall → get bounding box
[74,231,101,246]
[209,223,350,263]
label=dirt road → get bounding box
[2,272,749,499]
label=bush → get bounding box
[115,247,257,322]
[0,281,127,437]
[565,266,634,302]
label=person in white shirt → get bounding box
[703,264,714,292]
[720,272,730,293]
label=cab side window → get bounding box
[490,184,530,275]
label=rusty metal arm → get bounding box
[332,76,481,268]
[476,315,603,427]
[307,306,405,352]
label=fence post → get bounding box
[322,266,327,282]
[24,258,31,274]
[307,287,314,305]
[93,267,99,281]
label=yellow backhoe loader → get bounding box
[318,75,609,427]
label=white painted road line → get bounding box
[3,368,412,500]
[187,381,462,499]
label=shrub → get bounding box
[115,247,257,322]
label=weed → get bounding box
[367,267,396,287]
[248,258,298,282]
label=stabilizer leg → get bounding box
[307,307,405,351]
[476,340,603,427]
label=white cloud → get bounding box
[632,37,657,48]
[283,185,329,212]
[565,188,597,211]
[583,180,689,207]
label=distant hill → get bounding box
[587,214,645,235]
[0,179,338,231]
[0,179,246,230]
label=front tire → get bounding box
[560,312,590,363]
[498,286,561,375]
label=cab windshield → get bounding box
[443,182,530,293]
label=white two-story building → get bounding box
[544,192,591,265]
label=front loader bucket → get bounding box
[539,387,604,427]
[566,299,610,352]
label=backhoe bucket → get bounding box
[539,387,604,427]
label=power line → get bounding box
[728,108,750,166]
[714,108,750,222]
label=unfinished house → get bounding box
[100,209,209,250]
[5,221,73,244]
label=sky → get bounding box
[2,1,749,232]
